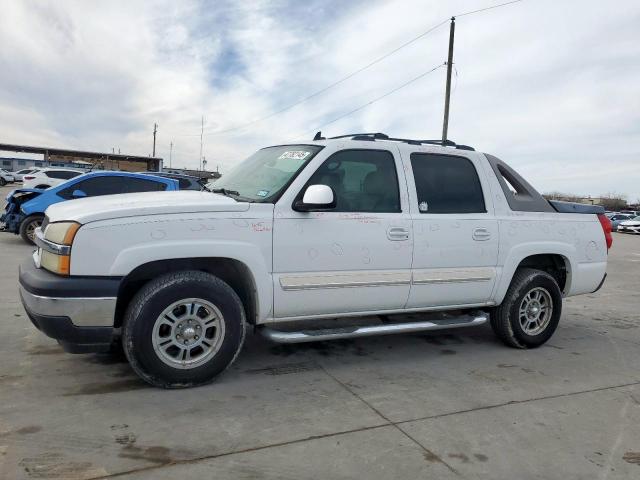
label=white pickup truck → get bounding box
[19,133,612,388]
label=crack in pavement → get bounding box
[318,364,460,475]
[86,379,640,479]
[394,380,640,425]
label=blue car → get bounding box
[1,171,178,244]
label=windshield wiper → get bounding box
[210,188,240,197]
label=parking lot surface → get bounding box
[1,183,639,479]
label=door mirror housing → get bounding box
[294,184,336,212]
[72,189,87,199]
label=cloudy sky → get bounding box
[1,0,639,201]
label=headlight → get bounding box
[45,221,81,245]
[38,221,81,276]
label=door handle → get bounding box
[472,228,491,241]
[387,227,410,241]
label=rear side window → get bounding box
[46,170,82,180]
[120,177,168,193]
[305,149,401,213]
[410,153,485,214]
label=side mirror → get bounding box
[72,189,87,199]
[294,184,336,212]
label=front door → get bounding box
[402,150,499,308]
[272,146,413,319]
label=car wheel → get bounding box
[122,271,246,388]
[19,214,45,245]
[490,268,562,349]
[0,177,6,186]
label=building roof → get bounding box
[0,143,162,162]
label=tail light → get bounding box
[23,176,35,180]
[597,214,613,250]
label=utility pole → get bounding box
[199,116,204,171]
[152,123,158,157]
[169,141,173,168]
[441,17,455,143]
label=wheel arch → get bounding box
[495,243,575,305]
[115,257,261,328]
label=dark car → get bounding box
[144,172,205,191]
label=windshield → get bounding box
[206,145,323,202]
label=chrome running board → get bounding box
[260,312,488,344]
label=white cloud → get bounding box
[1,0,639,200]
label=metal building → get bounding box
[0,143,162,172]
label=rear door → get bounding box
[402,149,499,308]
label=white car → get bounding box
[0,169,16,186]
[10,168,40,182]
[617,216,640,234]
[21,168,84,189]
[19,133,612,388]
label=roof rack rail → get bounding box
[316,132,475,151]
[327,132,389,140]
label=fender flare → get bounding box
[110,240,273,321]
[494,241,576,304]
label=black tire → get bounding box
[0,177,6,186]
[490,268,562,349]
[19,214,45,245]
[122,271,246,388]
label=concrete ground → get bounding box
[1,183,639,479]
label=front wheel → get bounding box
[122,271,246,388]
[19,214,44,245]
[490,268,562,348]
[0,177,6,186]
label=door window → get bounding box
[410,153,485,214]
[304,150,400,213]
[59,176,167,198]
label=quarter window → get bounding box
[304,150,401,213]
[410,153,485,214]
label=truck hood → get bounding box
[45,191,249,224]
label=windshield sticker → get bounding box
[278,151,311,161]
[256,190,269,197]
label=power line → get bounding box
[297,63,446,139]
[177,0,526,138]
[182,20,450,138]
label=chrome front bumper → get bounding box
[19,285,116,327]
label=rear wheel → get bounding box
[19,214,44,245]
[0,177,6,186]
[123,271,246,388]
[490,268,562,348]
